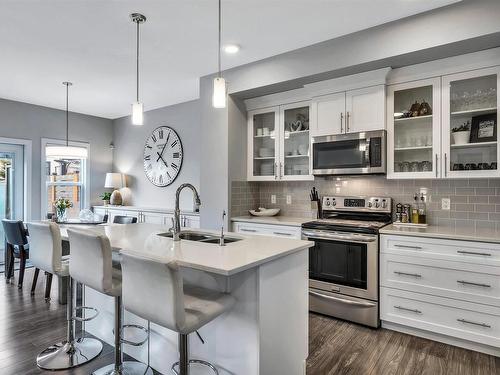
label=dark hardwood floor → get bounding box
[2,268,499,375]
[307,312,500,375]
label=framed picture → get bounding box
[470,113,497,143]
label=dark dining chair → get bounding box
[113,215,137,224]
[2,219,53,297]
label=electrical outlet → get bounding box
[271,194,276,204]
[286,195,292,205]
[441,198,451,210]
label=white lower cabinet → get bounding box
[233,222,302,239]
[380,234,500,354]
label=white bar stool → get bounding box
[68,229,153,375]
[27,222,103,370]
[121,253,236,375]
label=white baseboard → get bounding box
[382,321,500,358]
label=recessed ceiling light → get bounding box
[224,44,240,54]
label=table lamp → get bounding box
[105,173,125,206]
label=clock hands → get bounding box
[156,152,169,168]
[156,131,171,162]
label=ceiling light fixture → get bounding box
[212,0,227,109]
[130,13,147,125]
[46,82,88,159]
[224,44,240,54]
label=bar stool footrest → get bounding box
[172,359,219,375]
[120,324,149,346]
[72,306,99,322]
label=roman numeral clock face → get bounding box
[143,126,183,187]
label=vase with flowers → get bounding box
[54,198,72,222]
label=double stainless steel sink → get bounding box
[158,231,241,244]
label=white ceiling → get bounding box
[0,0,460,119]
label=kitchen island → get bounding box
[59,223,313,375]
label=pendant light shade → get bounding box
[212,77,227,108]
[46,82,88,159]
[132,101,144,126]
[212,0,227,108]
[130,13,147,125]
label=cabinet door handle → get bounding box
[394,305,422,314]
[394,271,422,278]
[280,162,284,179]
[435,154,438,178]
[346,111,350,133]
[457,280,491,288]
[444,153,448,177]
[394,244,422,250]
[457,250,491,257]
[340,112,344,133]
[273,231,292,236]
[274,162,278,180]
[240,228,257,233]
[457,319,491,328]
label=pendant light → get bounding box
[46,82,88,159]
[130,13,147,125]
[212,0,227,108]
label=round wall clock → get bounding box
[143,126,183,187]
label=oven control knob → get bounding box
[367,202,372,208]
[332,200,336,206]
[381,200,387,208]
[325,200,331,206]
[375,202,380,208]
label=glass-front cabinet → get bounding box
[387,78,441,179]
[247,102,312,181]
[442,67,500,178]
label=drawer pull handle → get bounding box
[457,250,491,257]
[394,271,422,278]
[394,305,422,314]
[240,228,257,233]
[457,319,491,328]
[273,232,291,236]
[394,244,422,250]
[457,280,491,288]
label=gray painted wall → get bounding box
[0,98,113,220]
[112,99,200,211]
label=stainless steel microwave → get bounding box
[312,130,386,176]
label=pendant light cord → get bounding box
[65,83,69,147]
[218,0,221,78]
[136,20,140,102]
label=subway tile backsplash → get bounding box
[231,176,500,230]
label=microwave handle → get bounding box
[365,138,371,165]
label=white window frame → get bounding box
[41,138,90,219]
[0,137,32,220]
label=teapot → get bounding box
[409,101,421,117]
[418,100,432,116]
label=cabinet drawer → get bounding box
[233,222,301,239]
[381,287,500,348]
[381,253,500,307]
[381,234,500,266]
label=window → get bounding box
[42,139,89,220]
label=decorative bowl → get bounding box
[249,208,280,217]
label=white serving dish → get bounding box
[249,208,281,217]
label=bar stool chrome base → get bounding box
[92,361,153,375]
[37,337,103,370]
[172,359,219,375]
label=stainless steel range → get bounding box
[302,195,392,328]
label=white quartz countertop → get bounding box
[92,205,199,216]
[231,215,312,227]
[58,223,313,276]
[380,223,500,244]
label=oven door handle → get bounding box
[309,290,377,308]
[302,230,377,243]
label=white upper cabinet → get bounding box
[311,85,385,136]
[387,78,441,179]
[442,67,500,179]
[310,92,345,136]
[346,86,386,133]
[247,103,313,181]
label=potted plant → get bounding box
[54,198,72,222]
[100,192,112,206]
[452,121,471,145]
